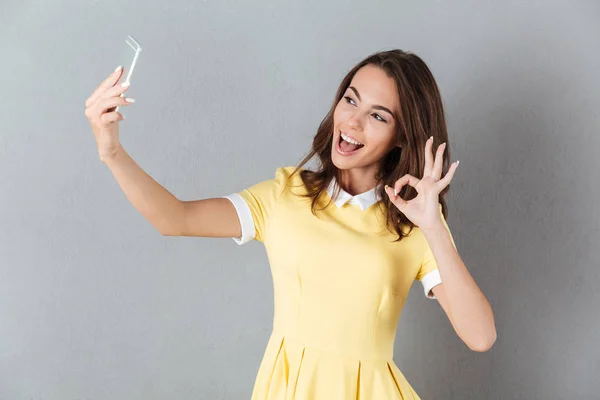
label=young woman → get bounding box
[85,49,496,399]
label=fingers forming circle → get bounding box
[393,174,420,197]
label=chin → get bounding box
[331,141,349,170]
[331,152,362,172]
[331,157,348,170]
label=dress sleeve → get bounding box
[221,166,290,245]
[415,203,457,299]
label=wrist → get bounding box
[420,220,446,236]
[99,145,124,164]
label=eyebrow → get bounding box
[348,86,396,120]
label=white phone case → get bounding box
[115,35,142,113]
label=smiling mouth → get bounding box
[338,131,364,152]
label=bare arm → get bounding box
[177,198,241,238]
[86,68,241,239]
[103,146,241,238]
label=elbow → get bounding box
[158,221,184,236]
[467,330,497,352]
[159,226,180,236]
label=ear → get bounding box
[394,135,404,149]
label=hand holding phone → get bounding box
[84,35,142,162]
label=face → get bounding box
[331,64,400,175]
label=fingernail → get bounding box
[115,65,122,72]
[430,136,433,141]
[125,97,135,103]
[456,160,460,167]
[121,81,130,87]
[394,188,397,196]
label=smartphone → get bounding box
[112,35,142,113]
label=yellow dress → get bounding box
[223,166,456,399]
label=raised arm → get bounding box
[85,67,241,239]
[102,148,242,238]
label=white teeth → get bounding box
[341,132,363,146]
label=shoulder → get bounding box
[274,165,305,185]
[277,165,302,176]
[276,165,298,176]
[271,165,311,199]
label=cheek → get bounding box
[367,130,397,152]
[333,104,353,124]
[333,106,340,123]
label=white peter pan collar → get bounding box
[325,176,383,211]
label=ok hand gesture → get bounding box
[385,137,459,232]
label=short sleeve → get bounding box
[221,166,291,245]
[416,203,457,299]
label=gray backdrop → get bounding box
[1,0,599,398]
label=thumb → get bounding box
[384,185,407,209]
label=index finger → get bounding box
[85,65,123,108]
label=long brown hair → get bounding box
[289,49,452,242]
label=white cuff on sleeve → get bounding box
[221,194,255,245]
[421,269,442,299]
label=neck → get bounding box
[338,167,379,196]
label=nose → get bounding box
[347,114,362,129]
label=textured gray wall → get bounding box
[1,0,599,398]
